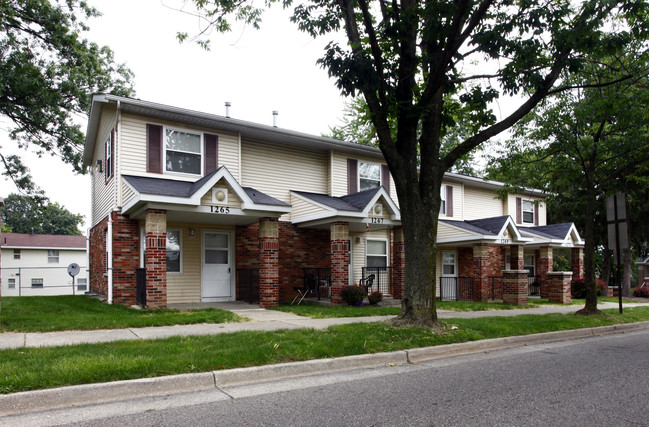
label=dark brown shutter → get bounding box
[534,202,539,226]
[381,164,390,193]
[516,197,522,224]
[146,124,163,173]
[204,133,218,175]
[347,159,358,194]
[446,185,454,217]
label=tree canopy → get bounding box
[0,0,134,194]
[487,48,649,312]
[1,193,84,235]
[180,0,649,324]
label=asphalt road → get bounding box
[6,329,649,426]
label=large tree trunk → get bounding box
[577,171,601,315]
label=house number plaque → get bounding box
[210,206,231,214]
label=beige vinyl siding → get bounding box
[290,193,329,220]
[199,180,243,209]
[351,233,365,285]
[463,186,504,220]
[438,182,463,220]
[437,222,476,240]
[118,113,241,181]
[166,223,235,304]
[241,139,327,205]
[91,105,118,227]
[122,180,136,208]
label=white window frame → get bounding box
[31,278,43,288]
[441,250,457,277]
[365,238,389,268]
[163,126,203,176]
[522,200,535,224]
[77,278,88,291]
[8,278,15,289]
[104,131,113,181]
[440,185,447,215]
[358,161,381,191]
[13,249,20,260]
[524,254,536,277]
[47,250,60,263]
[166,228,182,274]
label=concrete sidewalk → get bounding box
[0,301,647,350]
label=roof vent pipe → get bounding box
[225,102,231,118]
[272,110,278,128]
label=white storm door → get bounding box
[202,231,232,299]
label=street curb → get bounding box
[2,321,648,417]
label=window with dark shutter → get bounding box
[204,133,218,175]
[147,124,163,173]
[516,197,522,224]
[347,159,358,194]
[381,164,390,193]
[534,203,539,225]
[446,185,454,217]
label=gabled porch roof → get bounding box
[121,166,291,225]
[290,187,401,232]
[520,223,584,248]
[438,215,531,247]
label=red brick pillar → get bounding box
[539,246,553,298]
[473,243,489,302]
[572,248,584,279]
[258,218,279,308]
[330,222,349,305]
[547,271,572,304]
[145,209,167,308]
[510,245,524,270]
[502,269,528,306]
[392,227,405,299]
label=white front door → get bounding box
[201,230,233,300]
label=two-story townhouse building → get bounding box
[83,94,584,308]
[0,233,88,296]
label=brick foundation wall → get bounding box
[89,216,109,298]
[235,221,330,303]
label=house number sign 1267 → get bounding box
[210,206,231,214]
[371,217,384,224]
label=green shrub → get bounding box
[571,278,602,299]
[340,285,365,306]
[367,291,383,305]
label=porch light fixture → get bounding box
[188,227,195,238]
[95,160,103,173]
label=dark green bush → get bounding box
[571,278,602,298]
[340,285,365,306]
[367,291,383,305]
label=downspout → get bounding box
[107,100,121,304]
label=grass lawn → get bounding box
[0,296,243,333]
[1,306,648,394]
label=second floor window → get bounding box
[440,185,447,215]
[522,200,534,224]
[359,161,381,191]
[13,250,20,260]
[48,250,59,263]
[165,128,202,175]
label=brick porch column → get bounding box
[572,248,584,278]
[539,246,553,298]
[502,269,529,306]
[473,243,489,302]
[145,209,167,308]
[330,222,349,305]
[258,217,279,308]
[510,245,524,270]
[392,227,405,299]
[547,271,572,304]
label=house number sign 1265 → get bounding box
[210,206,230,214]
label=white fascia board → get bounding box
[1,246,86,251]
[296,215,361,228]
[498,217,527,242]
[361,187,401,220]
[188,166,254,208]
[437,235,500,244]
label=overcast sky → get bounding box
[1,0,348,230]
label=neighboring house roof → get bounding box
[0,233,86,250]
[635,256,649,265]
[438,216,531,245]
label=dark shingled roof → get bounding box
[1,233,86,249]
[123,172,289,207]
[465,216,510,235]
[292,191,361,211]
[528,223,574,239]
[440,219,498,235]
[340,187,382,210]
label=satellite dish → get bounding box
[67,263,80,277]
